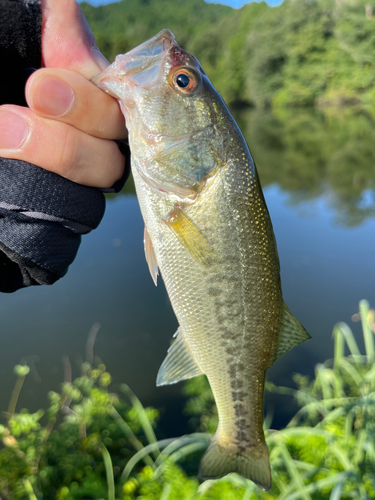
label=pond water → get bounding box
[0,108,374,436]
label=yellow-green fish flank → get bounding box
[93,29,310,491]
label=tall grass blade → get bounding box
[317,407,346,428]
[197,479,216,495]
[333,324,345,367]
[122,439,177,480]
[335,322,361,364]
[121,384,159,457]
[344,411,354,440]
[328,443,352,470]
[155,434,210,467]
[286,401,328,428]
[278,444,312,500]
[338,359,362,387]
[160,483,172,500]
[353,429,366,465]
[100,442,115,500]
[268,427,329,442]
[363,438,375,461]
[362,362,375,388]
[284,472,347,500]
[316,364,332,401]
[23,479,38,500]
[8,365,30,421]
[242,483,257,500]
[360,300,374,361]
[122,434,210,481]
[154,441,207,479]
[329,481,343,500]
[110,406,154,468]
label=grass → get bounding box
[0,300,374,499]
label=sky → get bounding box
[80,0,283,7]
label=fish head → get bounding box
[93,30,227,199]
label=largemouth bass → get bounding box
[93,30,310,490]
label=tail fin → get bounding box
[199,437,271,491]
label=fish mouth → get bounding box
[92,29,203,102]
[92,29,183,96]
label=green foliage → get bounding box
[81,0,375,111]
[0,362,159,499]
[1,300,375,498]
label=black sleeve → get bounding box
[0,157,106,292]
[0,0,128,293]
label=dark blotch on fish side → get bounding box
[231,391,247,402]
[216,314,225,324]
[231,380,244,389]
[228,365,236,377]
[235,430,251,444]
[219,326,235,339]
[236,418,250,430]
[226,346,240,356]
[234,402,247,417]
[208,287,222,297]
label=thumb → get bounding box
[41,0,109,78]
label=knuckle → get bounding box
[53,126,80,179]
[104,141,126,187]
[92,140,125,189]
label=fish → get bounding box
[93,29,310,491]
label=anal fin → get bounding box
[144,226,159,286]
[156,327,204,386]
[275,303,311,361]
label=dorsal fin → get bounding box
[156,327,204,386]
[274,304,311,361]
[144,226,159,286]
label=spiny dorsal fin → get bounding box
[275,304,311,361]
[156,327,204,386]
[144,226,159,286]
[163,204,214,266]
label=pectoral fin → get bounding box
[163,204,214,266]
[144,226,159,286]
[156,327,204,386]
[274,304,311,361]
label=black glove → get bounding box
[0,0,127,292]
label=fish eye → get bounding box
[171,68,200,95]
[176,74,190,88]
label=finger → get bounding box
[41,0,108,78]
[0,106,125,188]
[26,68,127,140]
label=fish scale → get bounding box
[93,28,310,491]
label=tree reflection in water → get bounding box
[233,107,375,227]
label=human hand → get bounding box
[0,0,127,189]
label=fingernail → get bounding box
[91,48,110,71]
[32,77,74,116]
[0,111,29,149]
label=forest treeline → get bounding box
[81,0,375,111]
